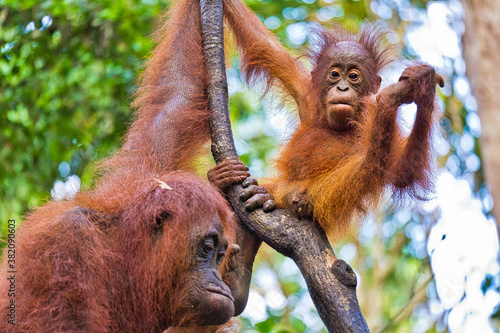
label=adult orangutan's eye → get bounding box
[203,238,215,253]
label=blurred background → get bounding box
[1,0,499,332]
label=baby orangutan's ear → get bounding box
[373,75,382,93]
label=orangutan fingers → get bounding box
[245,193,271,212]
[228,244,241,257]
[239,185,268,202]
[215,159,240,169]
[398,74,410,82]
[263,199,277,213]
[435,73,445,87]
[398,67,415,81]
[218,175,251,189]
[242,178,258,188]
[214,170,251,182]
[215,162,249,174]
[211,159,248,175]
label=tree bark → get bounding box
[462,0,500,243]
[199,0,370,331]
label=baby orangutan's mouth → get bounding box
[328,97,353,106]
[328,102,354,113]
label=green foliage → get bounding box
[0,0,168,227]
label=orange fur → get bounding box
[0,0,242,331]
[222,0,438,239]
[271,98,382,236]
[0,174,235,332]
[96,0,210,199]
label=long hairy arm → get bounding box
[376,65,443,199]
[104,0,211,176]
[387,66,442,196]
[222,0,311,118]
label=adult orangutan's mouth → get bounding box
[206,287,234,301]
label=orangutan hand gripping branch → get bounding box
[0,0,273,331]
[222,0,444,239]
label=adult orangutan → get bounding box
[222,0,444,238]
[0,0,272,331]
[0,174,242,332]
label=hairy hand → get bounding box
[208,159,250,191]
[239,178,276,213]
[398,64,444,105]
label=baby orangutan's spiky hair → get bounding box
[308,22,395,75]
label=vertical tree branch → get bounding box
[200,0,370,331]
[200,0,238,162]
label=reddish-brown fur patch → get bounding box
[221,1,438,240]
[0,0,238,331]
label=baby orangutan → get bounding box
[222,0,444,238]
